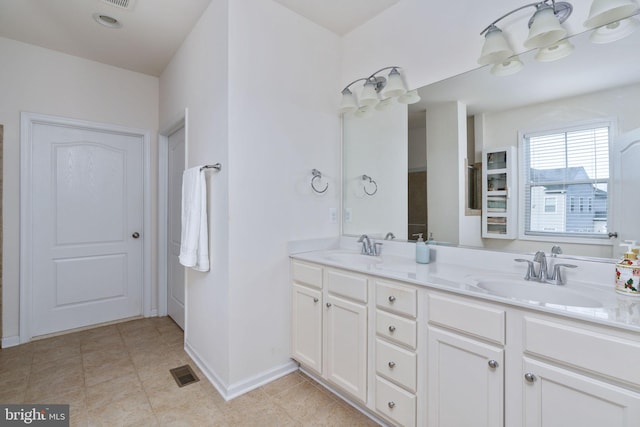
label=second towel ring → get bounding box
[311,169,329,194]
[362,174,378,196]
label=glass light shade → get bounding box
[584,0,640,28]
[490,57,524,76]
[380,68,407,98]
[397,89,421,104]
[478,26,514,65]
[338,88,358,114]
[589,16,640,42]
[354,105,373,118]
[375,97,396,111]
[524,5,567,48]
[535,38,575,61]
[359,80,380,107]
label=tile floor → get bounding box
[0,317,380,426]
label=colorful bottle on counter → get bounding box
[615,240,640,296]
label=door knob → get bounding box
[524,372,536,383]
[132,232,140,239]
[488,360,499,369]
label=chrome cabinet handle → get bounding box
[132,232,140,239]
[524,373,536,383]
[488,360,499,369]
[388,361,396,368]
[388,401,395,409]
[313,298,318,303]
[326,303,332,308]
[388,325,396,332]
[388,295,396,302]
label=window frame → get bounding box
[517,119,615,246]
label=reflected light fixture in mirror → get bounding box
[338,67,420,115]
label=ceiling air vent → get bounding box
[101,0,136,10]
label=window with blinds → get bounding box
[521,123,609,239]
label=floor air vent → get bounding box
[170,364,200,388]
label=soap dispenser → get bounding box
[413,233,430,264]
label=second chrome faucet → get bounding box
[515,248,577,285]
[358,234,382,256]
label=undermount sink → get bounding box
[465,276,603,308]
[324,252,382,266]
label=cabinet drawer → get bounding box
[291,260,322,289]
[428,294,505,345]
[376,280,417,318]
[326,269,367,303]
[375,376,416,427]
[376,310,417,349]
[376,339,417,392]
[524,317,640,385]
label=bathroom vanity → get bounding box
[290,242,640,427]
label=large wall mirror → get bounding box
[342,26,640,260]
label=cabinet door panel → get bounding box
[325,294,367,403]
[291,284,322,374]
[523,358,640,427]
[428,327,504,427]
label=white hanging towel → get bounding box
[179,166,210,272]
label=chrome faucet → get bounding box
[384,232,396,240]
[357,234,382,256]
[515,250,577,285]
[533,251,548,282]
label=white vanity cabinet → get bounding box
[290,260,368,403]
[374,279,419,427]
[427,292,506,427]
[519,314,640,427]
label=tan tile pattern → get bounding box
[0,317,380,426]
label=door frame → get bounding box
[158,109,188,319]
[19,112,152,343]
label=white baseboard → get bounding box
[1,335,21,348]
[184,340,298,401]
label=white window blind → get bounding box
[522,124,609,239]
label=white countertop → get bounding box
[291,247,640,333]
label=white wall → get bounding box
[160,0,341,395]
[343,103,408,239]
[159,0,232,386]
[0,37,159,343]
[426,102,465,244]
[226,0,341,388]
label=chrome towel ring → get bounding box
[311,169,329,194]
[362,174,378,196]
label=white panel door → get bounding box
[324,294,367,403]
[427,327,504,427]
[612,127,640,256]
[291,283,323,374]
[523,358,640,427]
[30,121,144,336]
[167,126,186,329]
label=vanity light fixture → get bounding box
[479,0,574,75]
[478,1,573,68]
[584,0,640,43]
[338,67,421,115]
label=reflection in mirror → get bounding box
[342,25,640,259]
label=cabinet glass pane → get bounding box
[487,173,507,191]
[487,151,507,170]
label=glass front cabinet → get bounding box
[482,147,517,239]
